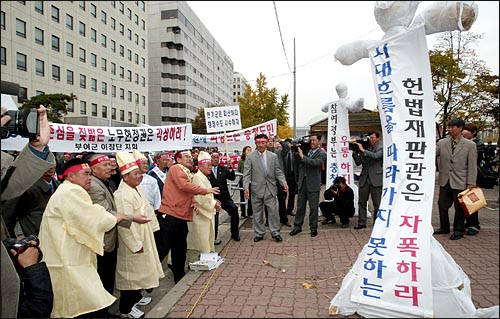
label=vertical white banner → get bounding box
[348,25,435,317]
[325,101,359,215]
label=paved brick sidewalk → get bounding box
[145,181,499,318]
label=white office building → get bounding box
[1,1,149,127]
[147,1,234,125]
[232,71,248,104]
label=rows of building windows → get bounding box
[11,17,147,69]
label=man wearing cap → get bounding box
[187,151,221,261]
[84,152,150,317]
[156,150,220,283]
[434,118,478,240]
[134,150,162,212]
[148,152,171,197]
[114,151,164,318]
[243,134,289,243]
[38,158,129,318]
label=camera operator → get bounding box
[351,130,383,229]
[319,176,355,228]
[289,133,327,238]
[1,105,54,318]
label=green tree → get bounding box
[238,73,292,137]
[191,107,207,134]
[21,93,77,123]
[430,31,498,138]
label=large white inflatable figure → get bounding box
[334,1,478,66]
[321,83,364,218]
[329,1,499,318]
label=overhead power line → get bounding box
[273,1,292,73]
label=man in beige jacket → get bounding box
[434,118,477,240]
[39,158,129,318]
[114,152,164,318]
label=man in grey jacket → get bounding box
[352,130,383,229]
[1,105,54,318]
[85,154,150,290]
[243,134,288,242]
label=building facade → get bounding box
[232,71,248,104]
[1,1,149,127]
[147,1,234,126]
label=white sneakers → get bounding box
[120,296,152,318]
[135,296,152,306]
[120,306,144,318]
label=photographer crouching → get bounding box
[1,102,54,318]
[319,176,355,228]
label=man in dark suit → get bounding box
[283,138,297,217]
[434,118,478,240]
[352,130,383,230]
[208,152,240,242]
[289,133,327,238]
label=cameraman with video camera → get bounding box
[319,176,355,228]
[350,130,383,229]
[1,101,54,318]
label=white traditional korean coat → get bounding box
[38,180,117,318]
[114,182,164,290]
[187,171,217,254]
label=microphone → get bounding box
[348,138,358,143]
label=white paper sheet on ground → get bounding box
[329,235,499,318]
[189,252,224,271]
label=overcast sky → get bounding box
[187,1,499,128]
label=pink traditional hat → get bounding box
[115,151,139,175]
[197,151,211,165]
[132,150,148,164]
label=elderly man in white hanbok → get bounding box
[114,151,164,318]
[187,151,221,262]
[38,158,129,318]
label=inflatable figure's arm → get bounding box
[412,1,478,35]
[334,40,379,66]
[346,98,365,113]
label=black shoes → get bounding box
[231,235,241,241]
[354,225,366,230]
[450,233,464,240]
[289,228,301,236]
[287,211,295,216]
[466,228,479,236]
[321,219,335,225]
[272,235,283,242]
[281,222,292,227]
[253,236,264,242]
[214,239,222,245]
[310,230,318,237]
[433,228,450,235]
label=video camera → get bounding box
[348,135,371,152]
[291,136,312,154]
[1,80,39,140]
[330,182,341,192]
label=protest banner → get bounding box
[1,122,192,152]
[331,24,436,317]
